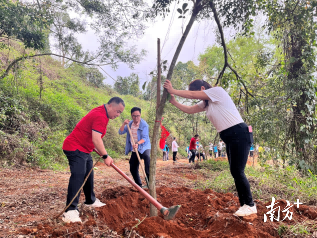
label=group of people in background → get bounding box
[162,137,179,164]
[208,140,226,158]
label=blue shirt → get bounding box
[119,119,151,155]
[213,146,218,152]
[163,144,169,152]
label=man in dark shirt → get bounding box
[62,97,125,223]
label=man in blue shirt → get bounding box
[119,107,151,187]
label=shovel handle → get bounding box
[126,125,150,187]
[93,149,163,211]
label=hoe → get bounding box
[55,150,181,221]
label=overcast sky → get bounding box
[77,3,235,88]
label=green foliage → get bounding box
[195,160,317,204]
[0,43,151,169]
[201,159,230,171]
[0,0,51,50]
[114,73,141,97]
[47,0,149,68]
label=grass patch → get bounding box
[278,220,317,237]
[194,160,317,204]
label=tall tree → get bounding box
[0,0,51,50]
[114,73,141,97]
[1,0,150,78]
[149,0,204,216]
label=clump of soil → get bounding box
[26,186,317,237]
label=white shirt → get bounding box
[172,141,179,152]
[218,142,223,150]
[197,87,244,132]
[209,143,213,150]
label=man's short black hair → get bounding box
[173,137,176,140]
[131,107,141,114]
[194,134,199,138]
[107,97,125,107]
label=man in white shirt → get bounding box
[218,140,223,157]
[172,137,179,164]
[209,142,213,157]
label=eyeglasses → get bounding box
[132,115,140,118]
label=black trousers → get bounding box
[63,150,96,211]
[219,123,254,207]
[189,149,196,163]
[130,149,150,187]
[196,152,205,161]
[172,151,177,161]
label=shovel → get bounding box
[126,125,149,188]
[95,149,181,220]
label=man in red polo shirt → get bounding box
[189,134,199,163]
[62,97,125,223]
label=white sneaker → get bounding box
[85,198,106,208]
[234,204,257,216]
[62,210,82,223]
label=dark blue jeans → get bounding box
[130,149,150,187]
[219,123,254,207]
[63,150,96,211]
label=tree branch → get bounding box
[0,53,98,80]
[209,0,254,99]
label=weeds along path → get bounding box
[0,158,316,237]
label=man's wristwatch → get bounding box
[135,142,139,145]
[102,154,108,159]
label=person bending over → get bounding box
[62,97,125,223]
[163,79,256,217]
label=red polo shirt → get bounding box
[189,137,197,150]
[62,105,109,153]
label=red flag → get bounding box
[159,123,170,149]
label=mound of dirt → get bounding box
[24,185,317,237]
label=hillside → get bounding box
[0,39,153,169]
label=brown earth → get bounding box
[0,157,316,238]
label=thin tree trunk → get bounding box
[149,0,202,216]
[157,38,161,108]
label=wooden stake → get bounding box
[157,38,161,109]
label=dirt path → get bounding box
[0,157,316,237]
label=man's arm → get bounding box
[119,119,130,134]
[92,131,113,166]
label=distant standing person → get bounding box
[249,144,254,157]
[164,79,256,217]
[209,142,213,157]
[62,97,125,223]
[163,141,168,161]
[119,107,151,188]
[218,140,223,157]
[189,134,199,163]
[172,137,179,164]
[213,144,218,158]
[165,143,170,160]
[185,146,190,159]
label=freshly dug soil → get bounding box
[1,158,316,237]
